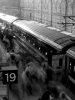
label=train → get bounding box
[0,12,18,39]
[0,13,75,97]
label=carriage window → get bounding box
[69,57,75,79]
[59,58,62,66]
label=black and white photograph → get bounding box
[0,0,75,100]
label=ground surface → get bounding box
[0,40,46,100]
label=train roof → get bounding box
[28,21,47,27]
[67,46,75,59]
[0,13,6,17]
[28,21,61,31]
[0,13,18,24]
[13,20,74,51]
[47,26,60,31]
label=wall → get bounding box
[20,0,75,33]
[0,0,75,33]
[0,0,19,16]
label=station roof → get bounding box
[13,20,74,51]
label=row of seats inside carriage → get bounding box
[0,21,74,100]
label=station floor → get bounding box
[0,40,75,100]
[0,40,45,100]
[9,90,42,100]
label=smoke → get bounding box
[9,61,46,100]
[21,62,46,95]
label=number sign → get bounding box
[0,66,18,84]
[2,70,18,84]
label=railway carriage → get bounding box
[0,12,75,84]
[12,20,75,81]
[0,13,18,35]
[0,13,19,52]
[0,13,18,24]
[0,13,75,98]
[66,46,75,92]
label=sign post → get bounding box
[0,85,8,100]
[0,66,18,100]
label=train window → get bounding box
[68,58,75,79]
[35,42,40,49]
[59,58,62,66]
[39,47,41,50]
[33,43,35,46]
[41,46,47,55]
[45,52,48,56]
[31,38,39,48]
[38,43,49,58]
[26,35,30,41]
[26,34,34,45]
